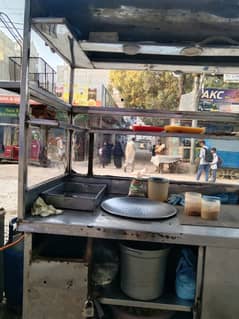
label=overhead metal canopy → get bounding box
[30,0,239,70]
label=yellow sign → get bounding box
[75,87,88,105]
[58,84,100,106]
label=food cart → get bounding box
[1,1,239,318]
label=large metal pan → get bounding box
[101,197,177,220]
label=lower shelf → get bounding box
[98,285,193,312]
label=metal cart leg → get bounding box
[193,246,205,319]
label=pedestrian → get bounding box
[100,142,108,168]
[151,144,156,156]
[210,147,218,183]
[155,140,165,155]
[56,136,65,161]
[196,140,211,182]
[113,141,124,168]
[150,139,166,173]
[105,141,113,165]
[73,137,81,161]
[123,137,136,172]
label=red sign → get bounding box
[0,95,40,105]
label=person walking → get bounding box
[123,137,136,172]
[99,142,108,168]
[150,139,166,173]
[196,140,211,182]
[210,147,218,183]
[113,141,124,168]
[105,141,113,165]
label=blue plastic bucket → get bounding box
[3,218,24,313]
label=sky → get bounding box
[0,0,64,69]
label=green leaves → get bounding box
[109,70,191,111]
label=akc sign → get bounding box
[201,88,239,103]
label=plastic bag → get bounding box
[92,240,119,287]
[175,248,196,300]
[128,178,147,197]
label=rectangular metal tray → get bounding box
[41,182,107,211]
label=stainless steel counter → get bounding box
[19,205,239,248]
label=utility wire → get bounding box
[0,25,23,31]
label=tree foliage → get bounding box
[204,75,239,89]
[109,70,193,111]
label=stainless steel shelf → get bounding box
[28,119,59,127]
[98,285,193,312]
[0,81,71,111]
[1,81,238,124]
[28,119,86,131]
[30,83,71,111]
[73,106,239,123]
[0,123,19,127]
[90,128,239,140]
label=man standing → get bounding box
[123,137,136,172]
[196,140,210,182]
[210,147,218,183]
[150,139,166,173]
[113,140,124,168]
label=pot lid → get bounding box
[101,197,177,220]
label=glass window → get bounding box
[27,127,67,187]
[71,131,88,175]
[92,133,239,185]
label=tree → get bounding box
[204,75,239,89]
[109,70,193,125]
[109,70,193,110]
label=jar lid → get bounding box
[148,177,169,183]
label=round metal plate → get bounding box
[101,197,177,220]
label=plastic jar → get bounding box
[201,197,221,220]
[148,178,169,202]
[184,192,202,216]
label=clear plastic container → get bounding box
[184,192,202,216]
[201,197,221,220]
[148,178,169,202]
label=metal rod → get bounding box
[22,233,32,318]
[65,67,74,174]
[27,119,59,127]
[0,123,19,127]
[32,18,93,69]
[89,128,238,140]
[72,106,239,123]
[193,246,206,319]
[18,0,31,220]
[93,62,239,74]
[88,133,94,176]
[81,41,239,57]
[190,74,205,164]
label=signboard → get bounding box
[0,95,40,105]
[224,74,239,83]
[56,85,101,106]
[0,106,19,117]
[199,88,239,113]
[201,88,239,103]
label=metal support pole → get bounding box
[190,74,205,164]
[22,233,32,319]
[44,61,47,90]
[65,67,74,174]
[193,246,206,319]
[18,0,31,220]
[88,133,94,176]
